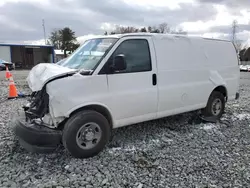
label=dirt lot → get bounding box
[0,70,250,188]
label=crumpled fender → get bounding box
[26,63,78,92]
[45,73,112,127]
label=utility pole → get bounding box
[42,19,47,45]
[231,20,242,53]
[232,20,238,44]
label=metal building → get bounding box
[0,43,55,69]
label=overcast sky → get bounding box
[0,0,250,46]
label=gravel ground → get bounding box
[1,71,250,188]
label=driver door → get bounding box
[98,36,158,127]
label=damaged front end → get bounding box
[13,82,70,153]
[24,88,50,124]
[23,84,67,129]
[13,65,80,153]
[13,87,63,153]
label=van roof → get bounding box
[90,32,232,43]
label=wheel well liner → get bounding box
[69,105,113,128]
[212,85,228,101]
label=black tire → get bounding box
[62,110,111,158]
[202,91,225,120]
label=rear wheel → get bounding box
[62,110,111,158]
[201,91,225,120]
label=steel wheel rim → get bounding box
[76,122,102,150]
[211,98,222,116]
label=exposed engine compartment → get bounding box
[23,87,49,122]
[23,72,78,128]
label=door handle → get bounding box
[152,74,157,86]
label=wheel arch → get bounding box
[66,103,114,129]
[202,85,227,119]
[208,85,228,103]
[214,85,227,98]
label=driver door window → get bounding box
[100,39,152,74]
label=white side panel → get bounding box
[201,39,240,100]
[0,46,11,62]
[107,71,158,127]
[153,36,212,118]
[152,35,239,118]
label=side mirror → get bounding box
[113,54,127,72]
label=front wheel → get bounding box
[201,91,225,120]
[62,110,111,158]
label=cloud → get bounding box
[0,0,218,43]
[209,24,250,34]
[0,1,101,42]
[180,4,250,36]
[0,0,249,46]
[196,0,250,15]
[197,0,250,7]
[77,0,217,25]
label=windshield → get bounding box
[56,58,67,66]
[61,38,118,70]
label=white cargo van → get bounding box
[13,33,240,158]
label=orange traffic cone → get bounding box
[5,66,12,80]
[8,76,18,99]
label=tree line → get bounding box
[48,23,188,58]
[104,22,188,35]
[48,21,250,62]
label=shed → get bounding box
[0,43,55,69]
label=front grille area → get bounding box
[24,88,49,121]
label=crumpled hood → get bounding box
[26,63,78,92]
